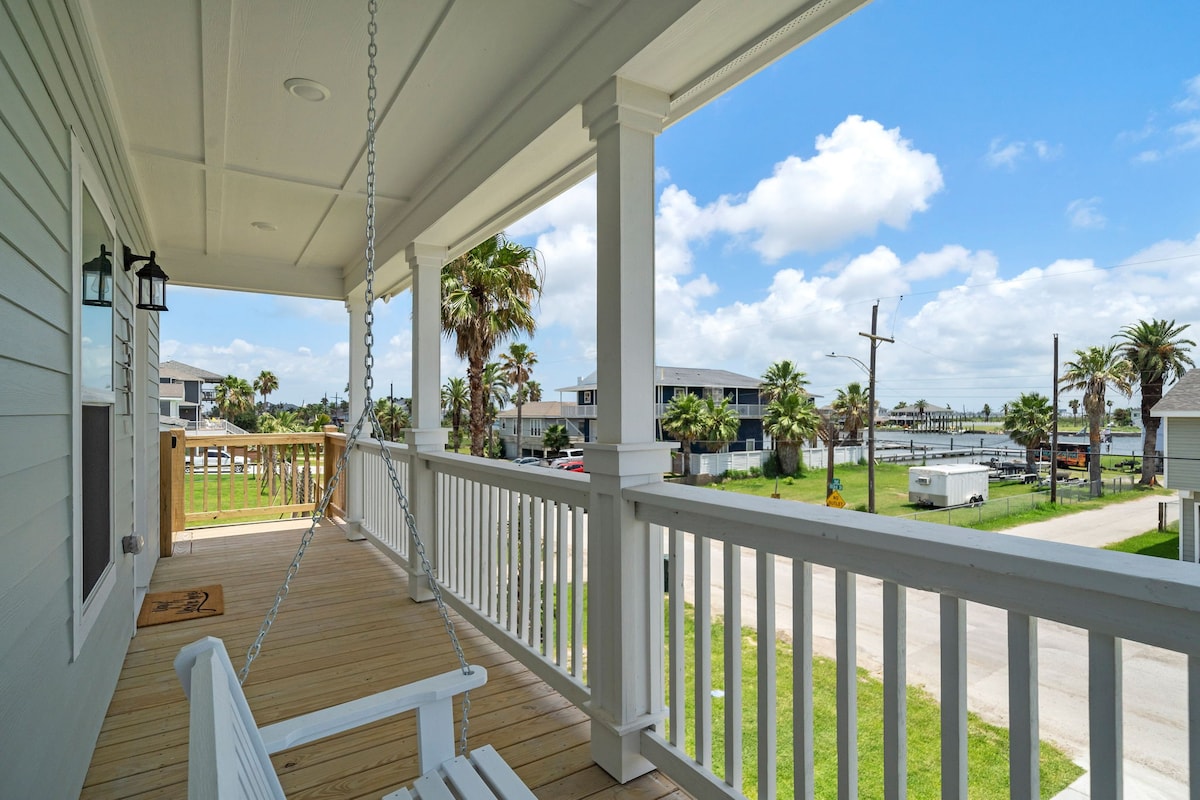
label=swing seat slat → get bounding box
[175,637,534,800]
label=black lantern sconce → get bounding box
[123,246,170,311]
[82,244,114,307]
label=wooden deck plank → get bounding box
[82,520,688,800]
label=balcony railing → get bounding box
[560,403,766,420]
[170,431,1197,797]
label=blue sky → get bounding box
[162,0,1200,414]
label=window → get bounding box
[582,390,594,405]
[72,137,118,657]
[529,418,544,437]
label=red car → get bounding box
[553,459,585,473]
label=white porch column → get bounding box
[405,242,448,602]
[581,76,673,782]
[343,296,368,540]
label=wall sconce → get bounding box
[123,246,169,311]
[82,244,114,307]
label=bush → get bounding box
[749,466,762,478]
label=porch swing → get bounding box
[172,3,536,798]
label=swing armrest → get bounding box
[257,665,488,762]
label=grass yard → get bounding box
[672,605,1082,798]
[183,471,323,528]
[1104,522,1179,559]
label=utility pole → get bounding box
[859,302,894,514]
[1051,334,1059,504]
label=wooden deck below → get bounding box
[82,520,688,800]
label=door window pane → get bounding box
[81,186,112,391]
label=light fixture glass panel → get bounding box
[81,186,113,391]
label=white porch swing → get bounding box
[173,3,536,797]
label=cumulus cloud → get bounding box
[1172,74,1200,112]
[1067,197,1107,230]
[1129,74,1200,163]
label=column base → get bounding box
[342,518,367,542]
[588,711,662,783]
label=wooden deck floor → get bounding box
[82,520,688,800]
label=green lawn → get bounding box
[672,604,1082,798]
[184,471,320,528]
[1104,522,1179,559]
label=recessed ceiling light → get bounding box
[251,221,277,231]
[284,77,330,103]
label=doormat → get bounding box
[137,585,224,628]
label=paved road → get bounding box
[675,492,1187,798]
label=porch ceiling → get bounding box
[82,0,870,302]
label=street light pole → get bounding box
[829,302,893,513]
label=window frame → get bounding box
[71,135,119,658]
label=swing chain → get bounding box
[241,0,473,756]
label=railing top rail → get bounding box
[626,481,1200,654]
[186,432,326,446]
[422,450,591,507]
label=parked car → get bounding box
[511,456,543,466]
[549,448,584,466]
[184,448,248,474]
[553,459,585,473]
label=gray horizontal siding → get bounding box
[1165,418,1200,490]
[1182,498,1195,563]
[0,0,150,797]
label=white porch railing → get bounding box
[350,444,1200,799]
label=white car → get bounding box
[184,448,248,474]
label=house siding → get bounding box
[1181,497,1196,563]
[0,1,156,797]
[1165,418,1200,491]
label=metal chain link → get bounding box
[240,0,473,756]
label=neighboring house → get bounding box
[158,360,224,422]
[1151,369,1200,562]
[495,401,584,458]
[559,366,780,452]
[886,402,956,430]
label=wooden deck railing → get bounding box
[166,431,344,529]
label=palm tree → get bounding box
[760,360,810,403]
[703,396,741,453]
[981,403,992,424]
[915,399,928,432]
[253,370,278,411]
[763,392,821,475]
[501,343,538,457]
[214,375,253,419]
[481,362,511,457]
[1061,344,1135,495]
[522,380,543,404]
[1068,398,1080,423]
[441,377,469,451]
[375,397,409,442]
[542,424,570,456]
[1116,319,1195,485]
[661,393,706,476]
[1003,393,1053,473]
[832,382,870,444]
[442,234,543,457]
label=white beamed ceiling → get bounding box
[83,0,871,302]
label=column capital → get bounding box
[405,241,447,270]
[583,76,669,140]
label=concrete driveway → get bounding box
[674,492,1187,797]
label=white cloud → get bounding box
[1127,75,1200,163]
[160,337,350,406]
[1066,197,1107,230]
[987,137,1061,169]
[1172,74,1200,111]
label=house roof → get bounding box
[496,401,567,419]
[557,365,764,393]
[80,1,869,304]
[160,360,224,383]
[1151,370,1200,417]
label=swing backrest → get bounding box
[175,636,286,800]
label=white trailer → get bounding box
[908,464,989,507]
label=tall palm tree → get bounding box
[441,377,469,451]
[703,396,741,453]
[832,382,870,444]
[661,393,706,476]
[981,403,991,424]
[253,370,278,411]
[915,399,928,432]
[1116,319,1195,485]
[442,234,543,457]
[1061,344,1135,495]
[522,380,543,404]
[760,360,810,403]
[1003,393,1053,473]
[501,343,538,457]
[763,392,821,476]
